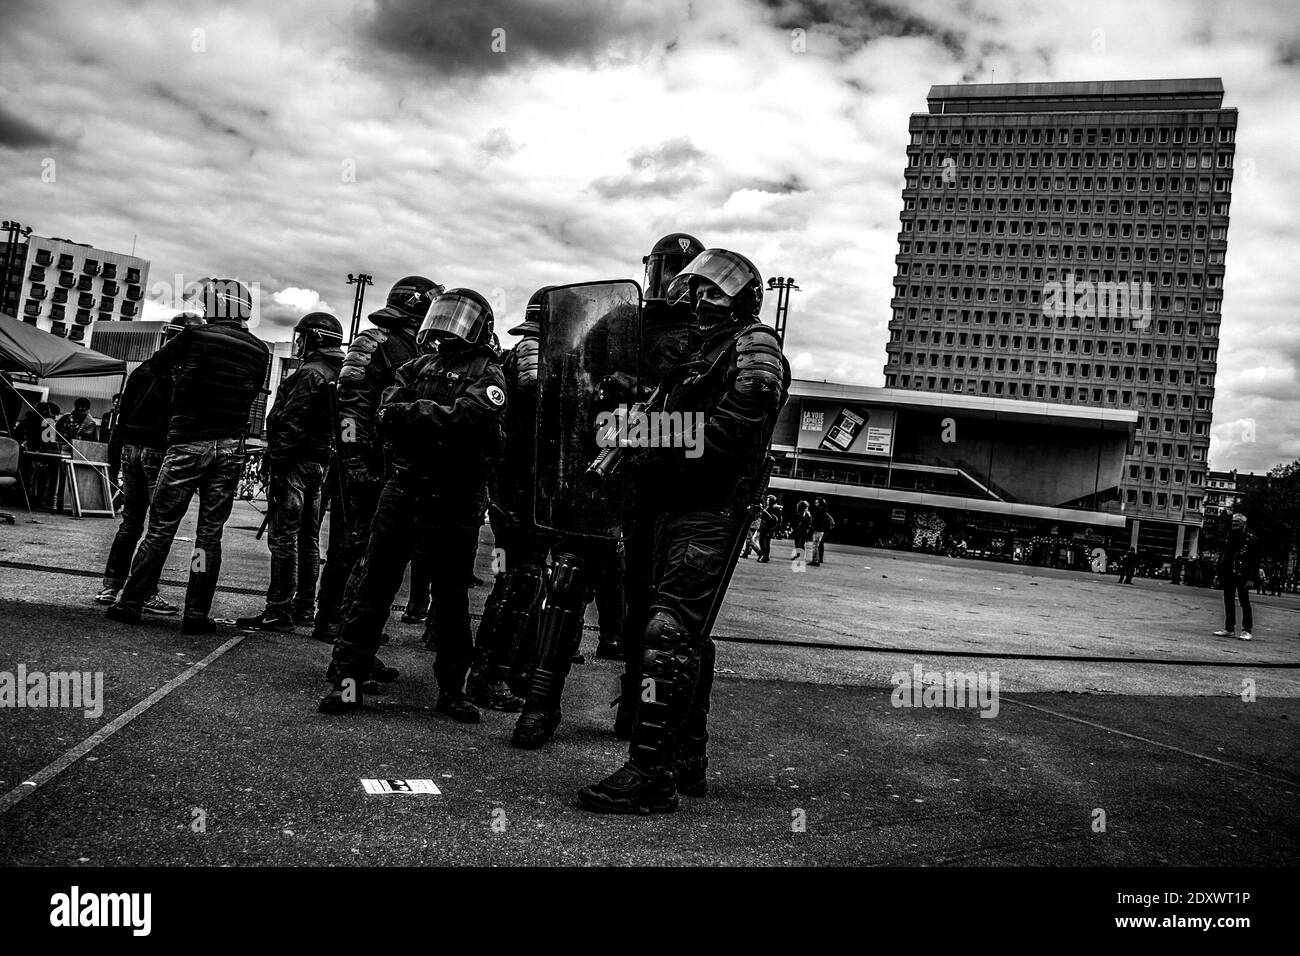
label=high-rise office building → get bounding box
[883,78,1236,558]
[0,234,150,345]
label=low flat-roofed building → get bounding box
[770,378,1142,567]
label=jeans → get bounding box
[118,438,244,621]
[265,461,327,619]
[102,444,164,590]
[1222,577,1253,632]
[331,474,480,692]
[811,531,826,563]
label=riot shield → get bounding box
[533,280,642,539]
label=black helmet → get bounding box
[417,288,494,350]
[191,278,254,323]
[507,285,555,336]
[643,233,704,300]
[293,311,344,355]
[163,312,204,344]
[370,275,444,331]
[665,248,763,321]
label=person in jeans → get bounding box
[236,312,343,631]
[106,278,270,635]
[18,402,60,507]
[791,499,812,564]
[757,495,780,563]
[809,496,835,566]
[1214,513,1258,641]
[96,313,204,613]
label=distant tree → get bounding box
[1236,458,1300,562]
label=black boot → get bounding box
[370,656,399,682]
[595,638,623,661]
[469,667,524,711]
[318,672,365,714]
[675,755,708,797]
[436,691,480,723]
[577,762,678,815]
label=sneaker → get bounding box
[234,611,294,632]
[95,587,120,605]
[512,707,561,748]
[1239,631,1252,641]
[143,594,180,616]
[105,603,141,626]
[400,611,427,625]
[436,692,480,723]
[293,609,316,628]
[1213,629,1235,637]
[571,651,586,665]
[594,639,623,661]
[578,762,678,815]
[181,617,217,635]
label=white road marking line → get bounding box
[0,634,248,817]
[999,696,1298,787]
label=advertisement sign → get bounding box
[798,401,896,457]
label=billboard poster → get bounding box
[797,401,896,457]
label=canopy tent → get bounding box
[0,310,127,378]
[0,312,129,517]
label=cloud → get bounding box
[360,0,685,77]
[0,102,61,149]
[590,137,709,198]
[1,0,1298,474]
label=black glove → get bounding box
[598,372,638,406]
[376,403,409,438]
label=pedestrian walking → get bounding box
[1214,513,1258,641]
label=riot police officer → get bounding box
[613,232,705,737]
[312,276,441,676]
[319,289,507,722]
[238,312,344,631]
[579,249,790,814]
[465,288,552,712]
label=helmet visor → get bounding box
[417,294,489,347]
[664,250,756,304]
[645,253,694,300]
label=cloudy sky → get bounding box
[2,0,1297,473]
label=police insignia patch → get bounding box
[486,385,506,406]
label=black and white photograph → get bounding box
[0,0,1296,936]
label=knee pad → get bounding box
[639,608,699,690]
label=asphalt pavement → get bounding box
[1,501,1296,865]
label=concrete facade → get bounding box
[1,235,150,346]
[881,78,1236,559]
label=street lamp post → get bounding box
[1,220,34,318]
[345,272,373,345]
[766,275,800,344]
